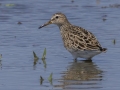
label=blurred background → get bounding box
[0,0,120,90]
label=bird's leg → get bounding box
[74,58,77,62]
[86,57,92,61]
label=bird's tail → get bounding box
[102,48,107,52]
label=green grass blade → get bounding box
[42,48,46,59]
[40,76,44,85]
[33,51,39,59]
[48,72,53,85]
[42,59,46,68]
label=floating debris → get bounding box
[5,4,15,7]
[17,21,22,25]
[71,0,74,3]
[102,15,107,22]
[42,48,46,60]
[113,39,116,45]
[101,6,107,8]
[109,4,120,8]
[102,4,120,8]
[102,18,107,21]
[48,73,53,85]
[40,76,44,85]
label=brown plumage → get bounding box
[39,12,107,60]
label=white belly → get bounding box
[68,49,102,60]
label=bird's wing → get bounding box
[69,25,102,51]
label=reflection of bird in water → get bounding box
[55,60,103,89]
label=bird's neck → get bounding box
[58,21,71,29]
[59,22,71,37]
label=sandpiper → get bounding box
[39,13,107,60]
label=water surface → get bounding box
[0,0,120,90]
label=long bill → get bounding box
[38,20,52,29]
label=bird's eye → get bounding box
[56,16,59,19]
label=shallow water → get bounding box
[0,0,120,90]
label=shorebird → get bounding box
[39,13,107,60]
